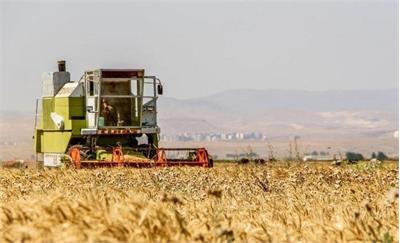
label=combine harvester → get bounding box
[33,61,212,168]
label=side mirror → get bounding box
[157,84,163,95]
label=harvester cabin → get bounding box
[84,69,158,129]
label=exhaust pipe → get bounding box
[58,60,66,72]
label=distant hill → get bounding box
[158,89,398,135]
[161,89,398,114]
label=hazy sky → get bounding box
[0,0,398,111]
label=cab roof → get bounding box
[100,69,145,79]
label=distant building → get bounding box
[303,155,334,162]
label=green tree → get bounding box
[376,151,388,161]
[345,152,364,162]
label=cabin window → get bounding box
[89,81,94,96]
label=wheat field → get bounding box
[0,162,398,243]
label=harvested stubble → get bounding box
[0,163,398,243]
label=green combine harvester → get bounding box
[34,61,211,168]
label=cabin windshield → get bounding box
[99,78,143,127]
[97,77,158,128]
